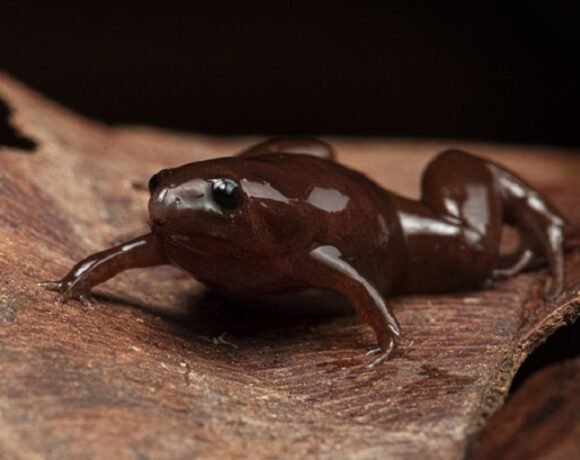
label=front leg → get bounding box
[40,233,168,305]
[297,245,401,367]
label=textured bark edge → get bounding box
[464,280,580,452]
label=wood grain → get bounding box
[467,358,580,460]
[0,72,579,459]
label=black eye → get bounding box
[211,178,241,209]
[148,169,173,193]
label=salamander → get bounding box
[41,138,575,366]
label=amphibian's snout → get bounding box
[148,174,244,233]
[148,178,209,228]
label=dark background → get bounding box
[1,2,579,147]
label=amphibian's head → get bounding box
[147,156,316,257]
[149,158,244,248]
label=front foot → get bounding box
[38,234,167,307]
[365,334,397,368]
[39,279,96,306]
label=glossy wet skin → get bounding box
[41,138,575,367]
[148,154,404,297]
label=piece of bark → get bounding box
[0,72,579,460]
[466,357,580,460]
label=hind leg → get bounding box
[418,150,504,285]
[418,149,570,297]
[493,248,536,279]
[493,225,546,279]
[488,163,568,296]
[395,150,505,293]
[423,150,568,296]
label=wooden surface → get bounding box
[0,72,579,459]
[467,357,580,460]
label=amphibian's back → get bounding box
[234,154,406,292]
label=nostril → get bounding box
[156,188,182,208]
[169,196,182,208]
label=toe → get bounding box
[38,280,63,291]
[365,347,382,356]
[78,293,97,307]
[367,337,395,368]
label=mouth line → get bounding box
[150,222,230,253]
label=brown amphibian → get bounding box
[41,138,576,366]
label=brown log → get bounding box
[0,72,579,459]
